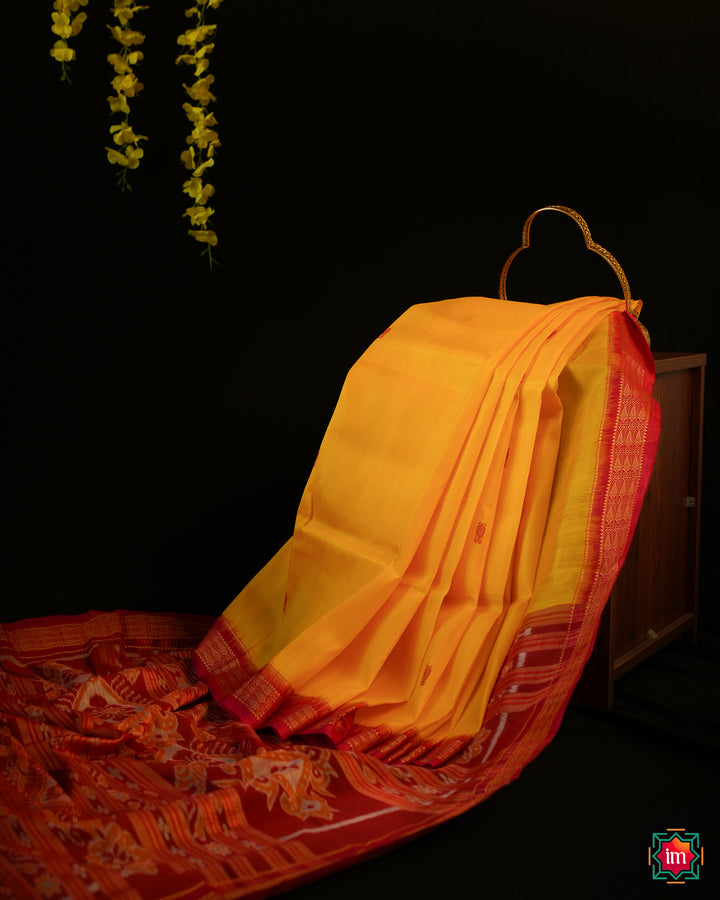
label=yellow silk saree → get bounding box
[194,208,660,768]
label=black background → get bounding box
[5,3,720,897]
[7,0,717,623]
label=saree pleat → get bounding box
[193,294,658,765]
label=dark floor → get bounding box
[283,621,720,899]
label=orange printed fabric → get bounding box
[0,297,659,898]
[194,295,660,766]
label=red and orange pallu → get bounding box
[0,209,660,898]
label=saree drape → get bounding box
[194,294,660,767]
[0,294,659,899]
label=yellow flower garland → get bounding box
[49,0,224,265]
[177,0,224,266]
[49,0,89,83]
[106,2,149,191]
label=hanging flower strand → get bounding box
[177,0,224,266]
[50,0,90,83]
[105,1,148,191]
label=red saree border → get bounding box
[453,312,660,794]
[193,615,297,728]
[1,609,214,660]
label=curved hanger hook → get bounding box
[499,205,633,307]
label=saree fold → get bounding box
[194,294,659,767]
[0,295,659,898]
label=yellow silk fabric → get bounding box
[218,295,629,746]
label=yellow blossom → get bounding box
[111,73,144,97]
[110,123,148,145]
[176,42,216,77]
[50,40,75,62]
[106,144,144,169]
[181,147,216,176]
[107,25,145,46]
[124,145,145,168]
[107,93,131,115]
[193,157,215,178]
[182,176,202,198]
[106,147,129,166]
[184,205,215,226]
[196,110,218,130]
[70,11,87,35]
[107,53,131,75]
[182,103,205,124]
[183,177,215,204]
[184,75,216,105]
[51,12,72,38]
[177,25,217,48]
[185,0,224,15]
[112,4,149,27]
[188,122,219,150]
[188,229,218,246]
[176,46,215,67]
[107,51,144,74]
